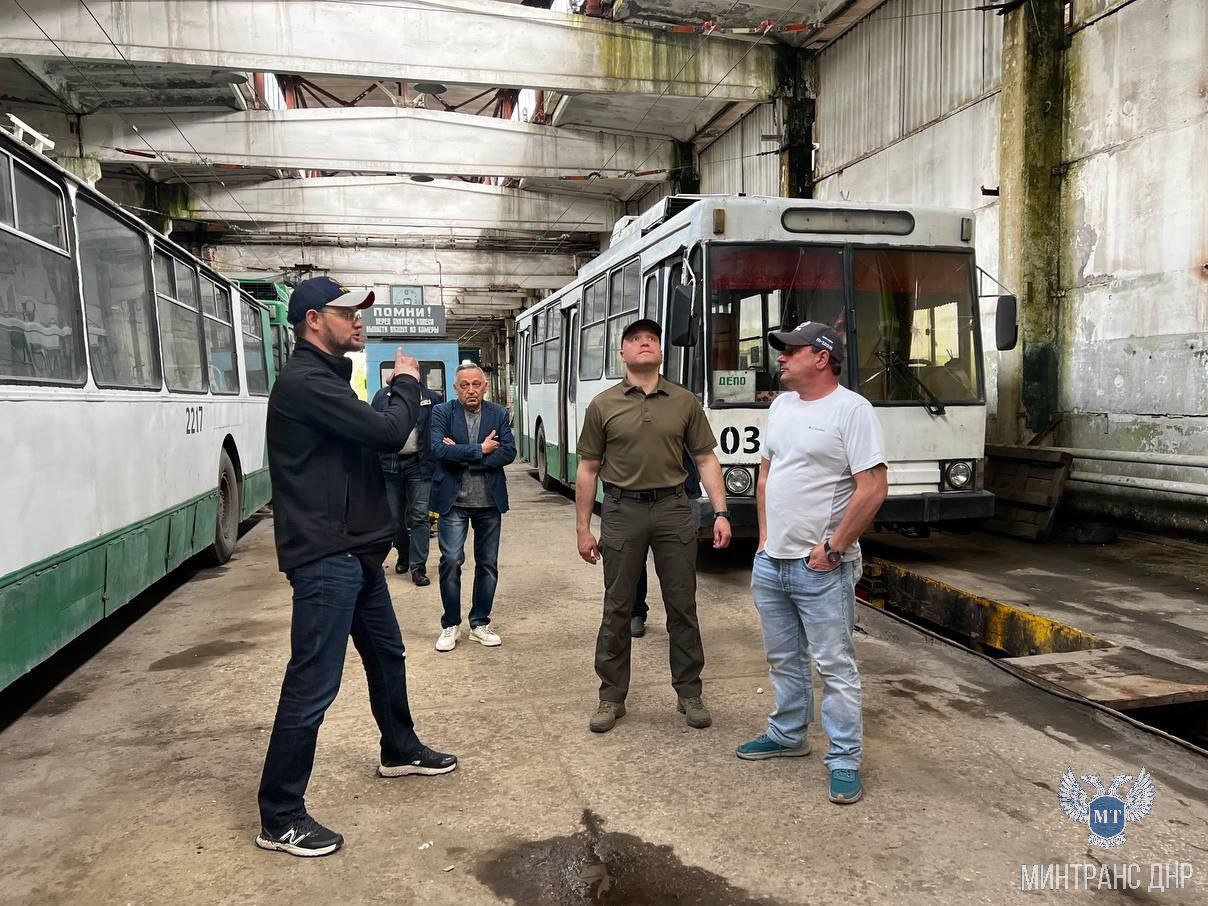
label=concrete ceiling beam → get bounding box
[208,243,577,291]
[188,176,619,233]
[79,107,675,179]
[0,0,777,101]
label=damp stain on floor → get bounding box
[475,811,789,906]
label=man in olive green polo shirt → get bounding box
[575,318,732,733]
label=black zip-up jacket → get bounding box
[267,340,421,572]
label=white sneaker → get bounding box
[435,626,458,652]
[469,624,502,647]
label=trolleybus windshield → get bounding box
[708,244,980,406]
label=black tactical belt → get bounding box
[603,483,685,502]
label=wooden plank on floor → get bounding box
[1004,646,1208,710]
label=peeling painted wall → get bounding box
[1056,0,1208,532]
[811,0,1207,533]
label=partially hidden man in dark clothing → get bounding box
[256,276,456,859]
[371,376,442,585]
[575,318,733,734]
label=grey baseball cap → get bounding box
[767,321,844,365]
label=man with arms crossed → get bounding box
[738,321,887,805]
[257,277,456,858]
[576,318,731,733]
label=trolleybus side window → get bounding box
[544,308,561,384]
[0,156,83,384]
[578,277,606,381]
[529,308,545,384]
[663,261,684,383]
[852,248,979,403]
[643,272,659,322]
[519,328,529,400]
[241,301,270,396]
[202,280,239,395]
[604,259,640,379]
[154,250,207,392]
[78,198,160,390]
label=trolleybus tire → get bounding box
[204,449,241,565]
[535,426,558,491]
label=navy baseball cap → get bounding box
[768,320,845,364]
[287,276,375,325]
[621,318,661,341]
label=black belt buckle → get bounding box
[633,489,657,503]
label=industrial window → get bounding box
[241,300,269,396]
[78,198,161,390]
[420,361,445,395]
[0,155,83,384]
[604,259,641,379]
[578,276,607,381]
[202,280,239,395]
[154,250,206,392]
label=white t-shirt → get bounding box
[763,385,886,561]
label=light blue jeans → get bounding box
[751,550,863,771]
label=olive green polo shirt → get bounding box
[577,376,717,489]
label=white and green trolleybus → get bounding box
[513,194,1017,535]
[0,127,278,692]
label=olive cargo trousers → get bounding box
[595,487,704,702]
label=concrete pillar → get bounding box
[995,1,1065,443]
[141,182,190,236]
[53,155,102,188]
[776,47,813,199]
[671,141,698,195]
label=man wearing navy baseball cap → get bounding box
[256,276,457,858]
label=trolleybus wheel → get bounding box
[535,426,558,491]
[205,449,241,565]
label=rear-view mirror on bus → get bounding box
[669,284,696,347]
[996,294,1018,351]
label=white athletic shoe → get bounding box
[469,624,502,647]
[435,626,458,652]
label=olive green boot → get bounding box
[677,696,712,729]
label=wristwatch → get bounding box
[823,540,843,565]
[713,510,731,520]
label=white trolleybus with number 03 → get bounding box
[512,194,1019,536]
[0,126,278,692]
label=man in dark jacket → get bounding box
[256,277,456,859]
[371,376,442,585]
[428,362,516,652]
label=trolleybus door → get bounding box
[564,306,580,478]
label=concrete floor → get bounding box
[2,465,1206,904]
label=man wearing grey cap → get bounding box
[736,320,887,806]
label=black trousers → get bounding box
[594,490,703,702]
[258,553,421,828]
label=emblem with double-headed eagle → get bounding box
[1058,767,1155,848]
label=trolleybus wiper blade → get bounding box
[876,350,946,416]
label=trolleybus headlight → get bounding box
[724,466,753,496]
[943,460,974,490]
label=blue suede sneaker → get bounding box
[829,768,863,804]
[735,732,811,761]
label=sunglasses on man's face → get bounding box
[321,307,362,322]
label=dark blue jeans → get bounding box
[437,506,501,629]
[258,553,421,828]
[384,457,432,572]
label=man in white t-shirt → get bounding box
[736,321,888,806]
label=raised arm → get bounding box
[303,374,421,451]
